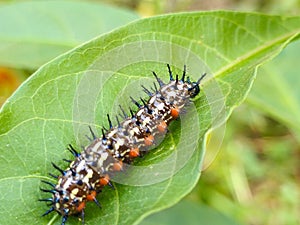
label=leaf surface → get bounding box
[0,11,299,225]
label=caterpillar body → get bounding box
[40,64,206,225]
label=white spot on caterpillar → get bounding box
[97,152,109,168]
[76,160,86,173]
[82,169,93,184]
[72,188,79,195]
[92,141,102,152]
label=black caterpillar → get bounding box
[40,64,206,224]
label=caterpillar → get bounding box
[39,64,206,225]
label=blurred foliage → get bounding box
[140,200,241,225]
[0,0,299,225]
[248,40,300,141]
[0,68,25,106]
[98,0,300,15]
[0,1,139,69]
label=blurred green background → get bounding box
[0,0,299,225]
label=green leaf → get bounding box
[139,200,242,225]
[0,11,299,225]
[0,0,140,69]
[247,40,300,141]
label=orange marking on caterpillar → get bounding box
[76,202,86,212]
[113,160,123,171]
[144,135,154,146]
[99,174,110,186]
[157,121,167,133]
[170,107,179,118]
[129,148,140,158]
[87,190,97,201]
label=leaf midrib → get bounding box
[214,30,300,77]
